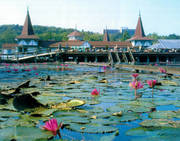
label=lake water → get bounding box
[0,63,180,141]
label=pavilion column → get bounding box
[147,56,150,64]
[173,58,176,64]
[84,57,88,62]
[95,56,98,62]
[156,56,159,64]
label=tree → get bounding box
[121,31,130,41]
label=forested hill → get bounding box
[0,24,180,48]
[0,24,103,47]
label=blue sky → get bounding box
[0,0,179,35]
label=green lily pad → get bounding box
[66,123,118,133]
[0,110,19,118]
[35,94,63,106]
[140,119,180,128]
[56,116,90,124]
[66,99,86,107]
[160,80,178,86]
[149,111,176,119]
[0,126,52,140]
[30,107,58,117]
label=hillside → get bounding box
[0,25,180,48]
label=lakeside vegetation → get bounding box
[0,24,180,47]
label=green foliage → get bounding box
[1,24,180,48]
[121,31,131,41]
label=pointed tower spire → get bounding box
[103,28,110,41]
[16,8,39,39]
[21,8,34,35]
[134,14,145,38]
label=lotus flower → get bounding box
[13,68,19,72]
[33,66,37,70]
[6,70,11,73]
[129,80,143,99]
[43,118,63,138]
[65,64,68,67]
[132,73,139,80]
[147,80,156,88]
[91,88,100,96]
[103,66,107,70]
[147,80,157,97]
[129,81,143,90]
[159,68,166,73]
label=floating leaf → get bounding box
[149,111,176,119]
[0,126,52,140]
[67,123,118,133]
[66,99,85,107]
[140,119,180,128]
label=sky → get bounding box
[0,0,179,35]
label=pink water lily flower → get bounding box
[43,118,63,138]
[13,68,19,72]
[147,80,157,88]
[159,68,166,73]
[132,73,139,79]
[33,66,37,70]
[129,80,143,99]
[91,88,100,96]
[129,81,143,90]
[147,80,157,97]
[65,64,68,67]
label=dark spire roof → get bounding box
[16,9,39,39]
[128,14,152,41]
[103,29,110,41]
[134,15,145,38]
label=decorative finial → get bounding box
[27,6,29,14]
[139,10,141,17]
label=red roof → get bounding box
[128,16,152,41]
[2,43,18,49]
[50,41,131,48]
[68,31,81,37]
[16,35,39,39]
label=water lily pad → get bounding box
[66,99,85,107]
[30,107,58,117]
[160,80,178,86]
[67,123,118,133]
[140,119,180,128]
[56,116,90,124]
[0,110,19,118]
[35,94,63,106]
[0,126,52,140]
[149,111,176,119]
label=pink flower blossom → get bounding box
[6,70,11,73]
[147,80,157,88]
[65,64,68,67]
[35,73,39,75]
[43,118,63,137]
[132,73,139,79]
[33,66,37,70]
[129,80,143,90]
[91,88,100,96]
[159,68,166,73]
[13,68,19,72]
[25,69,31,72]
